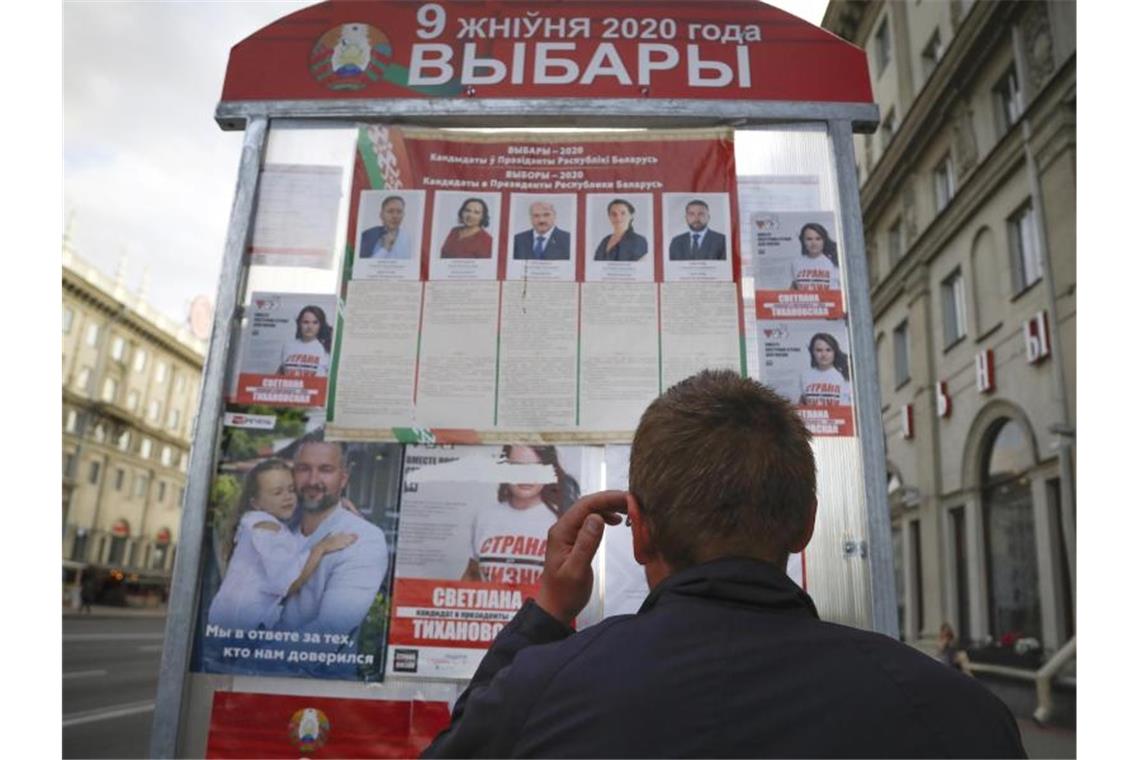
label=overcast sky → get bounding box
[62,0,827,324]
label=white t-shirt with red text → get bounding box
[279,338,330,377]
[469,500,556,586]
[799,366,852,406]
[791,256,840,290]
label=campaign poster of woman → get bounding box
[752,211,845,320]
[232,292,338,408]
[386,444,597,679]
[756,318,856,437]
[191,415,404,682]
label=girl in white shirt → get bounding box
[790,222,841,291]
[461,445,580,584]
[799,332,852,406]
[208,458,356,631]
[278,305,333,377]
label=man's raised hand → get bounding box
[535,490,627,626]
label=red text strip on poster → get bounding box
[206,691,450,759]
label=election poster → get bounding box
[385,444,596,679]
[248,164,344,269]
[205,691,451,759]
[330,125,745,441]
[752,210,845,320]
[191,418,403,682]
[232,292,338,408]
[756,318,856,437]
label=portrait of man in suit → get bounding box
[668,199,727,261]
[359,195,412,259]
[513,200,572,260]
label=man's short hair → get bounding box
[293,429,347,469]
[629,370,816,568]
[381,195,405,210]
[685,199,710,211]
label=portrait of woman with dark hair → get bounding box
[798,332,852,406]
[790,222,841,290]
[594,198,649,261]
[278,305,333,377]
[441,197,493,259]
[461,445,580,584]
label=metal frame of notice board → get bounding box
[151,3,888,756]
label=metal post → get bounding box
[827,119,898,638]
[149,116,268,758]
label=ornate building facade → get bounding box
[62,246,205,594]
[822,0,1076,656]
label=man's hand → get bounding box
[535,490,626,626]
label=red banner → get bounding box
[221,1,872,105]
[206,692,450,759]
[389,578,536,651]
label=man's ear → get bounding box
[626,492,656,566]
[788,499,817,554]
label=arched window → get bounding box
[982,418,1041,643]
[969,227,1002,335]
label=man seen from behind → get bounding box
[422,370,1026,758]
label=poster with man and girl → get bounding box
[192,413,403,682]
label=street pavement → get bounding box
[62,608,166,759]
[62,606,1075,759]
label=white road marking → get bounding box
[63,700,155,727]
[62,669,108,680]
[63,633,165,642]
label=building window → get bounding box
[134,472,150,498]
[941,269,968,347]
[908,519,924,635]
[874,17,892,75]
[92,424,107,444]
[167,409,181,431]
[155,361,168,384]
[994,65,1023,133]
[1008,202,1043,293]
[140,438,153,459]
[127,389,140,412]
[161,446,173,467]
[887,219,903,266]
[152,543,169,571]
[133,349,148,373]
[88,461,102,485]
[158,480,167,503]
[175,373,186,393]
[108,536,127,566]
[64,453,76,479]
[117,431,131,451]
[933,155,955,212]
[85,323,101,347]
[147,400,161,422]
[65,409,78,433]
[950,506,971,643]
[893,320,910,388]
[75,367,93,393]
[880,108,896,154]
[110,336,125,362]
[114,468,126,491]
[921,29,943,82]
[64,306,75,334]
[892,526,905,640]
[101,376,119,403]
[982,419,1042,643]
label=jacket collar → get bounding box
[638,557,819,619]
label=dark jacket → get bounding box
[423,558,1025,759]
[594,228,648,261]
[668,228,727,260]
[513,227,572,260]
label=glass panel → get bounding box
[984,419,1033,483]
